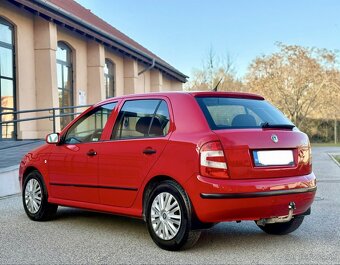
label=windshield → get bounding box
[196,97,294,130]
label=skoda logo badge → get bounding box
[271,134,279,143]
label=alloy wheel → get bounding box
[24,178,42,214]
[150,192,182,240]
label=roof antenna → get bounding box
[212,77,223,92]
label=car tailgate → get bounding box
[214,129,312,179]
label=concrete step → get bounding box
[0,165,20,197]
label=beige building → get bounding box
[0,0,187,140]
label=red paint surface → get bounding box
[19,92,316,222]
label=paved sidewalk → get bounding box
[0,140,45,169]
[311,146,340,180]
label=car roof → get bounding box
[94,91,264,107]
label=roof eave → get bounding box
[8,0,188,83]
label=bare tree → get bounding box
[185,47,243,92]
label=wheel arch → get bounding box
[142,174,216,229]
[22,166,40,187]
[142,175,183,221]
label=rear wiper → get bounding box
[261,122,295,129]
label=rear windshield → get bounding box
[196,97,294,130]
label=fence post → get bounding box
[335,119,338,145]
[52,108,56,133]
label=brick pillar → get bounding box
[33,17,59,137]
[123,57,138,95]
[87,40,105,104]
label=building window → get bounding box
[104,59,115,98]
[0,17,15,140]
[56,42,73,129]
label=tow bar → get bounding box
[256,202,296,226]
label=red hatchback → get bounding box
[20,92,316,250]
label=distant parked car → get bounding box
[20,92,317,250]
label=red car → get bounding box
[20,92,316,250]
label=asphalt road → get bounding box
[0,147,339,264]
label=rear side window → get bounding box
[111,99,170,139]
[196,97,293,130]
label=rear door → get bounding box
[196,96,312,179]
[97,98,172,207]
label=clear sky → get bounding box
[77,0,340,79]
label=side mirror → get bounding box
[46,133,60,144]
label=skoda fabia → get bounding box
[20,92,317,250]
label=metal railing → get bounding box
[0,105,91,139]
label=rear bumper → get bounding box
[200,186,316,199]
[186,172,317,223]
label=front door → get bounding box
[48,102,117,203]
[98,99,172,207]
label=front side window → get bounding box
[196,97,293,130]
[111,99,170,140]
[104,59,115,98]
[57,42,73,129]
[0,18,15,139]
[64,103,117,144]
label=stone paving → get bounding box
[0,146,339,264]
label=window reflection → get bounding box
[0,18,15,139]
[56,46,67,62]
[104,59,115,98]
[0,47,13,78]
[56,42,73,129]
[0,22,12,44]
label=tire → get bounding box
[22,170,58,221]
[256,216,305,235]
[145,180,201,251]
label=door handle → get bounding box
[143,148,157,155]
[87,150,97,156]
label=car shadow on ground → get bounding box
[54,207,146,230]
[55,206,144,223]
[53,207,149,238]
[53,206,303,252]
[194,222,303,251]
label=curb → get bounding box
[0,165,19,174]
[0,165,20,198]
[0,193,20,200]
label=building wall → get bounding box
[162,75,172,91]
[163,75,182,91]
[136,63,151,94]
[0,1,183,140]
[0,1,37,139]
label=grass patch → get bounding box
[311,143,340,147]
[333,155,340,164]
